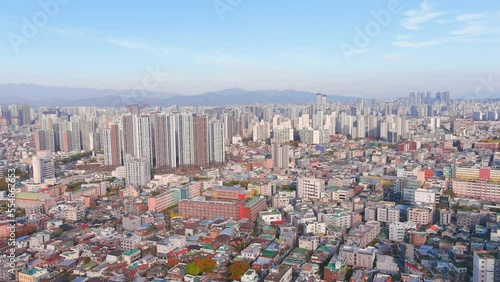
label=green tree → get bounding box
[227,261,250,280]
[185,262,202,275]
[53,228,63,237]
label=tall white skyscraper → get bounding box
[177,113,194,166]
[252,120,270,142]
[103,124,121,166]
[355,115,365,139]
[133,115,153,165]
[208,119,225,164]
[312,111,324,130]
[325,113,336,135]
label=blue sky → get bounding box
[1,0,500,98]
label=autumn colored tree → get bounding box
[227,261,250,280]
[167,258,179,269]
[193,257,216,273]
[185,262,202,275]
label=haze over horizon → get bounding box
[2,0,500,99]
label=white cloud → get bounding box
[401,0,443,30]
[395,10,500,48]
[456,13,487,22]
[451,25,500,36]
[194,54,261,68]
[49,27,175,55]
[348,48,369,56]
[383,54,404,61]
[106,38,149,50]
[397,35,413,40]
[393,38,451,48]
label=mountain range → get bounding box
[0,84,356,107]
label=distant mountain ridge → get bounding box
[0,84,356,107]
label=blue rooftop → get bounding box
[17,235,29,242]
[58,259,77,267]
[221,228,234,235]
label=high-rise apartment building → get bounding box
[271,143,289,169]
[133,115,153,165]
[193,115,209,167]
[32,151,55,184]
[125,156,151,187]
[120,114,135,157]
[153,114,177,169]
[177,113,194,166]
[208,119,225,165]
[103,124,122,166]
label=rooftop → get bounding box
[476,251,500,259]
[123,248,140,256]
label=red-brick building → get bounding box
[178,196,267,220]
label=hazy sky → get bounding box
[1,0,500,98]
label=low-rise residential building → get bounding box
[389,221,417,242]
[340,246,376,269]
[345,221,380,247]
[407,207,433,226]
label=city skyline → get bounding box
[1,0,500,99]
[4,1,500,281]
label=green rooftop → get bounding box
[260,211,280,216]
[261,250,278,258]
[123,248,140,256]
[83,262,97,269]
[16,192,40,200]
[293,247,308,254]
[245,196,264,207]
[22,268,44,275]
